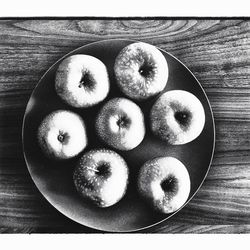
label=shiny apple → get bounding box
[138,156,191,213]
[150,90,205,145]
[55,54,110,108]
[95,97,145,150]
[114,42,168,100]
[37,110,87,160]
[73,149,129,207]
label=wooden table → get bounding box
[0,18,249,233]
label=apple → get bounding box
[73,149,129,207]
[95,97,145,151]
[138,156,191,214]
[150,90,205,145]
[114,42,168,100]
[37,110,87,160]
[55,54,110,108]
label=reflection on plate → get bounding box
[22,39,215,232]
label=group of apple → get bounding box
[37,42,205,214]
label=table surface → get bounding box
[0,18,249,234]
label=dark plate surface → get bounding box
[22,39,215,232]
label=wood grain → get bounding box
[0,19,250,233]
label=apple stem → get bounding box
[86,166,99,173]
[78,81,84,88]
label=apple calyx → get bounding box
[160,176,178,193]
[57,132,66,143]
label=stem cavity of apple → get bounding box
[116,115,130,129]
[138,64,154,78]
[160,176,178,193]
[174,111,190,126]
[78,73,93,90]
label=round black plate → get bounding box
[22,39,215,232]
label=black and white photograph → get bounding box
[0,1,249,245]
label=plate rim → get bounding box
[22,38,216,233]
